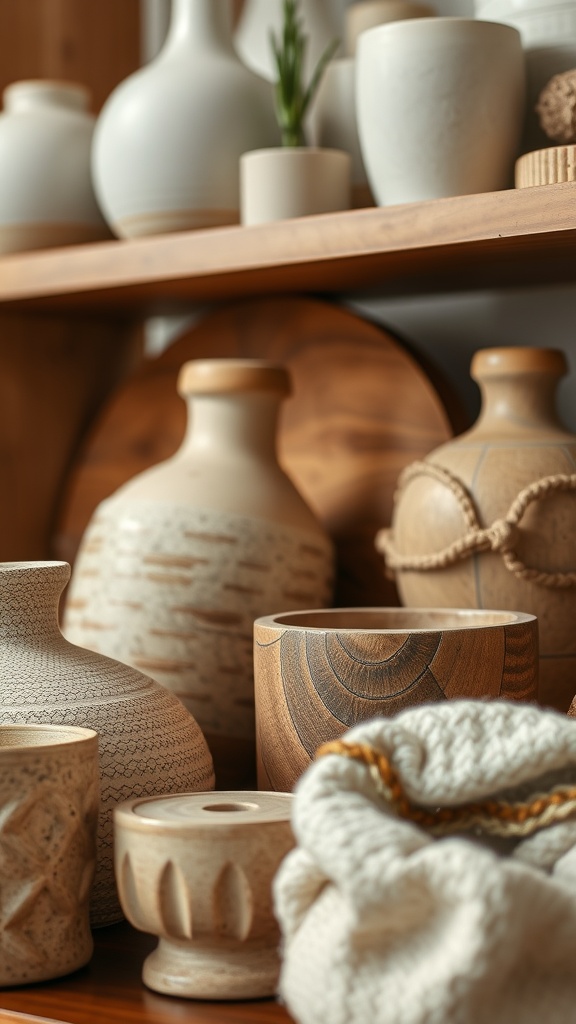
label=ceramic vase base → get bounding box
[114,207,239,239]
[0,221,111,254]
[143,938,281,1000]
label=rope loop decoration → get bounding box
[376,462,576,589]
[317,739,576,839]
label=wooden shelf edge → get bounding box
[0,182,575,312]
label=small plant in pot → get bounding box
[240,0,351,225]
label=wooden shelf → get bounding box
[0,923,293,1024]
[1,182,576,315]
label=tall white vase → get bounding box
[0,81,109,254]
[92,0,279,238]
[235,0,342,81]
[357,17,525,204]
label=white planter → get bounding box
[240,147,351,225]
[356,18,525,204]
[0,81,109,254]
[235,0,342,82]
[345,0,436,56]
[92,0,279,238]
[309,58,373,208]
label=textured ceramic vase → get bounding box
[356,18,525,204]
[0,561,214,927]
[91,0,279,237]
[378,348,576,713]
[0,80,109,254]
[64,360,334,789]
[240,147,351,224]
[475,0,576,153]
[115,791,294,999]
[254,607,538,792]
[235,0,341,82]
[0,725,99,986]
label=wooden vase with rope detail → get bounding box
[377,347,576,712]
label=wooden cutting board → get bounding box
[54,296,460,606]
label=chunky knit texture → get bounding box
[274,700,576,1024]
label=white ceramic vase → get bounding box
[64,361,334,790]
[235,0,342,82]
[0,561,214,928]
[91,0,279,238]
[309,59,373,208]
[356,18,525,204]
[241,147,351,224]
[474,1,576,153]
[0,81,109,254]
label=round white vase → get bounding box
[235,0,342,82]
[356,18,526,205]
[0,81,109,254]
[309,59,373,208]
[92,0,279,238]
[240,147,351,225]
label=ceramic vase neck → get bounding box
[163,0,235,57]
[180,391,283,463]
[470,348,569,437]
[0,562,68,643]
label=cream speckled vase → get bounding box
[0,561,214,927]
[64,361,334,789]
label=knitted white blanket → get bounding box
[274,700,576,1024]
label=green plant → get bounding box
[270,0,339,148]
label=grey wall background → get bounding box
[140,0,576,432]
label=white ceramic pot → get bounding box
[345,0,436,56]
[0,81,109,254]
[235,0,342,82]
[92,0,279,238]
[241,147,351,225]
[356,18,525,204]
[309,59,373,208]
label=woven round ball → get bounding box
[536,69,576,144]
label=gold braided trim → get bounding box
[376,462,576,589]
[317,739,576,838]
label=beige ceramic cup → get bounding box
[0,724,100,986]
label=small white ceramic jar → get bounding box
[240,147,351,224]
[0,80,108,254]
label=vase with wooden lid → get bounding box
[0,561,214,928]
[377,347,576,712]
[64,360,334,789]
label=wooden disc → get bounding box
[54,297,457,606]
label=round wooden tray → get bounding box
[54,296,458,606]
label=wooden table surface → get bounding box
[0,923,294,1024]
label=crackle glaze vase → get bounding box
[64,360,334,788]
[378,347,576,713]
[0,561,214,927]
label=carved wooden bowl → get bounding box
[254,607,538,792]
